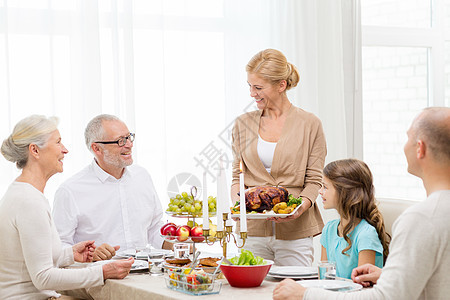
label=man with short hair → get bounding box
[273,107,450,300]
[53,114,169,261]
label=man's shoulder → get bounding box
[127,164,152,178]
[58,164,94,188]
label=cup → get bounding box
[174,243,190,259]
[318,261,336,280]
[148,251,165,276]
[135,245,149,260]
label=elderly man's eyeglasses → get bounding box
[95,133,135,147]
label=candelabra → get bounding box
[203,212,247,258]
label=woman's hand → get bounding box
[102,257,134,280]
[273,278,306,300]
[73,240,96,263]
[269,198,311,223]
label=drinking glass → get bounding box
[148,252,165,276]
[318,261,336,280]
[174,243,190,259]
[135,245,149,260]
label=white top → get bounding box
[52,160,165,250]
[0,182,104,300]
[305,190,450,300]
[257,135,277,173]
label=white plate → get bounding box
[269,266,317,276]
[230,203,302,220]
[299,279,363,292]
[130,259,148,271]
[91,259,148,271]
[267,274,318,280]
[115,249,173,260]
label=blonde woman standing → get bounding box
[0,115,133,300]
[231,49,327,266]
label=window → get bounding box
[361,0,449,201]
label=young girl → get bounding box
[319,158,390,279]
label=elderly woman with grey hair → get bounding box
[0,115,134,300]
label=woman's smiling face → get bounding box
[39,129,68,176]
[247,73,282,110]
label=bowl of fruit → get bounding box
[165,267,221,295]
[166,192,217,216]
[160,221,217,243]
[220,250,273,288]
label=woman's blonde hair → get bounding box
[1,115,58,169]
[323,159,391,264]
[246,49,300,90]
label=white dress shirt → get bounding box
[52,160,165,250]
[0,182,103,300]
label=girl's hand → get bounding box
[73,240,96,263]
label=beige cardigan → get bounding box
[231,105,327,240]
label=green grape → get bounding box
[190,206,196,213]
[194,203,202,211]
[181,192,188,198]
[173,199,180,206]
[176,194,182,200]
[209,202,215,209]
[180,200,186,206]
[176,208,182,213]
[212,197,217,204]
[185,203,192,210]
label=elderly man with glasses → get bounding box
[53,114,170,261]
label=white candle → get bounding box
[239,161,247,232]
[216,168,224,232]
[202,172,209,230]
[216,203,224,232]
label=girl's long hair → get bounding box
[323,159,390,264]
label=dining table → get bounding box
[87,271,280,300]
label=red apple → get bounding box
[190,226,205,242]
[162,224,177,240]
[176,226,190,242]
[179,225,191,232]
[160,222,176,235]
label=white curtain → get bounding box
[0,0,356,209]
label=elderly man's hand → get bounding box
[351,263,382,287]
[273,278,305,300]
[93,243,120,261]
[73,240,96,263]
